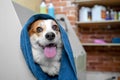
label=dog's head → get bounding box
[28,19,62,58]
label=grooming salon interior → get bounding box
[0,0,120,80]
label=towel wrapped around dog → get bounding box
[20,14,78,80]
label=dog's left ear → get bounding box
[27,20,38,32]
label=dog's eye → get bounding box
[52,25,59,31]
[36,27,43,33]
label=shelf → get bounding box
[73,0,120,7]
[82,43,120,46]
[74,0,120,47]
[76,20,120,26]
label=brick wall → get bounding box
[86,46,120,72]
[46,0,120,72]
[79,26,120,72]
[45,0,77,27]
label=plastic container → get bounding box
[110,9,114,20]
[94,39,106,44]
[101,6,106,20]
[114,11,117,20]
[88,11,92,21]
[112,37,120,43]
[106,7,111,20]
[106,11,110,20]
[40,1,47,14]
[92,5,105,21]
[79,7,91,22]
[48,2,55,18]
[118,11,120,20]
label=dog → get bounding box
[28,19,63,76]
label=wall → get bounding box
[12,1,35,26]
[45,0,77,28]
[13,0,41,12]
[86,46,120,72]
[0,0,36,79]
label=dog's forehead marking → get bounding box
[43,20,53,30]
[38,21,44,27]
[45,20,57,28]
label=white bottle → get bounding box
[110,9,114,20]
[92,5,104,21]
[79,7,91,22]
[92,5,100,21]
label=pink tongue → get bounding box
[44,47,57,58]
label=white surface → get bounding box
[87,72,120,80]
[0,0,36,80]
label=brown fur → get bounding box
[28,20,46,36]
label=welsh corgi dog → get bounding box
[28,19,62,76]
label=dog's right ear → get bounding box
[27,23,34,36]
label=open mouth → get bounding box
[39,43,57,58]
[45,43,56,47]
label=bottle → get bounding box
[79,7,91,22]
[101,6,106,20]
[92,5,103,21]
[106,7,110,20]
[88,9,92,21]
[110,9,114,20]
[118,11,120,20]
[114,11,117,20]
[48,2,55,18]
[40,1,47,14]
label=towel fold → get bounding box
[20,14,78,80]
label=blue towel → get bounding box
[20,14,78,80]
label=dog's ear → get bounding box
[27,20,38,32]
[28,22,35,36]
[28,25,32,32]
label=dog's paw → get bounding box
[40,65,58,76]
[47,62,60,76]
[40,65,48,73]
[47,67,58,76]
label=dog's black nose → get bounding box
[45,32,55,41]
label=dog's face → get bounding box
[28,20,62,58]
